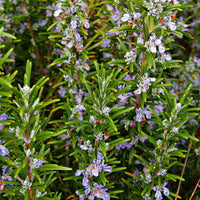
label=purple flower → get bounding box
[155,187,163,200]
[121,142,128,149]
[123,74,135,80]
[143,107,152,119]
[154,183,170,200]
[29,158,45,169]
[0,145,9,157]
[136,108,143,122]
[75,169,84,177]
[97,152,104,161]
[162,182,170,196]
[0,113,7,121]
[75,105,86,112]
[92,184,110,200]
[82,176,89,187]
[60,134,70,140]
[75,31,82,42]
[46,9,53,17]
[101,39,111,48]
[54,3,63,17]
[102,165,112,173]
[148,121,155,129]
[58,85,67,97]
[136,107,152,122]
[19,23,25,33]
[153,104,165,116]
[38,20,47,26]
[85,185,91,195]
[84,19,90,28]
[70,18,78,29]
[115,144,121,150]
[1,166,13,182]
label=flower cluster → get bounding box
[75,152,112,199]
[134,73,156,95]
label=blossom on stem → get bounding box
[0,145,9,157]
[134,73,156,95]
[29,158,45,169]
[124,49,137,65]
[136,106,152,122]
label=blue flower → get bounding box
[0,145,9,157]
[92,184,110,200]
[29,158,45,169]
[155,186,163,200]
[136,107,152,122]
[136,108,143,122]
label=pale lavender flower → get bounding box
[90,184,110,200]
[82,176,89,187]
[134,73,156,94]
[0,113,7,121]
[136,108,143,122]
[154,183,170,200]
[121,13,130,22]
[54,3,63,17]
[111,7,121,21]
[84,19,90,28]
[143,107,152,119]
[136,106,152,122]
[19,23,25,33]
[153,104,165,116]
[101,39,111,48]
[155,187,163,200]
[29,158,45,169]
[38,20,47,26]
[1,166,13,181]
[58,85,67,97]
[124,49,137,64]
[0,145,9,157]
[70,18,78,29]
[123,74,135,80]
[148,121,155,129]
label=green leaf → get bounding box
[99,141,107,160]
[166,173,185,181]
[14,157,28,178]
[0,155,15,165]
[0,48,14,67]
[176,132,199,142]
[112,167,126,172]
[76,11,85,25]
[148,15,154,32]
[103,115,117,131]
[107,60,126,65]
[116,37,128,53]
[99,172,108,185]
[180,84,192,104]
[163,87,173,109]
[133,154,149,166]
[110,138,130,148]
[37,130,66,140]
[109,26,135,32]
[24,60,32,86]
[63,176,81,181]
[112,107,135,119]
[2,32,16,40]
[36,99,60,110]
[47,19,63,31]
[39,164,72,171]
[143,20,149,41]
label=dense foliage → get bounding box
[0,0,200,199]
